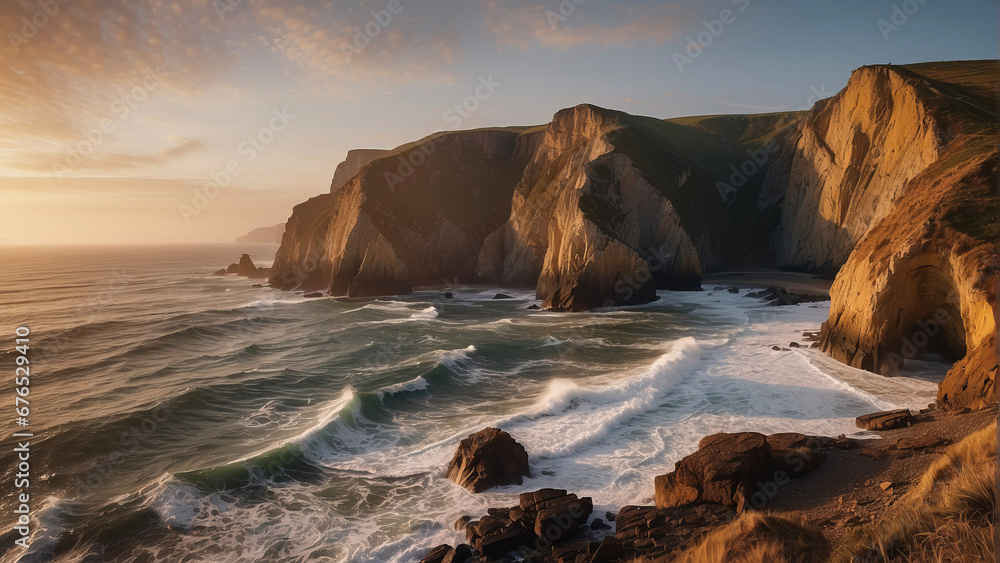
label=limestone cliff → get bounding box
[330,149,390,192]
[808,61,999,409]
[478,105,797,310]
[269,127,541,294]
[762,65,952,274]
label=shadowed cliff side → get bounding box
[813,60,1000,409]
[269,127,542,294]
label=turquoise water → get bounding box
[0,245,938,562]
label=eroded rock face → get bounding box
[763,65,947,274]
[479,104,791,310]
[269,128,539,294]
[446,428,530,493]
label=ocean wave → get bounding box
[410,306,439,320]
[376,376,429,399]
[505,337,702,459]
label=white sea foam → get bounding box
[378,376,430,398]
[410,306,439,320]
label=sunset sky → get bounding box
[1,0,996,245]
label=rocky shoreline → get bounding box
[420,405,996,563]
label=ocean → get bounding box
[0,244,942,563]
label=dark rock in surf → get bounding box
[446,428,530,493]
[493,293,514,300]
[212,268,227,276]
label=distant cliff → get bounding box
[235,223,284,244]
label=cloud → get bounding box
[252,1,463,93]
[482,1,689,51]
[3,137,205,174]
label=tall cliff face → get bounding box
[763,65,950,274]
[807,61,999,409]
[269,128,540,294]
[330,149,390,192]
[478,104,796,310]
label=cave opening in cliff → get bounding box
[885,269,967,381]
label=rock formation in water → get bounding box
[477,105,799,310]
[269,127,541,293]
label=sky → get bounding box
[0,0,996,245]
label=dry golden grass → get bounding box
[833,422,996,563]
[671,512,829,563]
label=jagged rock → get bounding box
[212,268,227,276]
[589,518,611,531]
[856,409,914,430]
[614,504,734,559]
[655,432,771,509]
[526,304,540,310]
[454,516,471,531]
[457,489,593,559]
[746,286,829,306]
[443,292,454,299]
[492,293,513,300]
[446,428,530,493]
[226,263,239,275]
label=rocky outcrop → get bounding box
[330,149,390,192]
[447,489,593,559]
[215,254,270,279]
[810,62,999,409]
[269,128,541,293]
[478,105,795,310]
[856,409,915,431]
[654,432,772,510]
[446,428,530,493]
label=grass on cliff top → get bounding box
[833,422,996,563]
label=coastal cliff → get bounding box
[269,59,998,407]
[809,61,999,409]
[269,127,541,293]
[478,105,797,310]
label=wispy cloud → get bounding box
[482,1,689,51]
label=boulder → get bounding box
[236,254,260,277]
[655,432,771,509]
[226,263,239,275]
[855,409,914,431]
[493,293,514,300]
[446,428,530,493]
